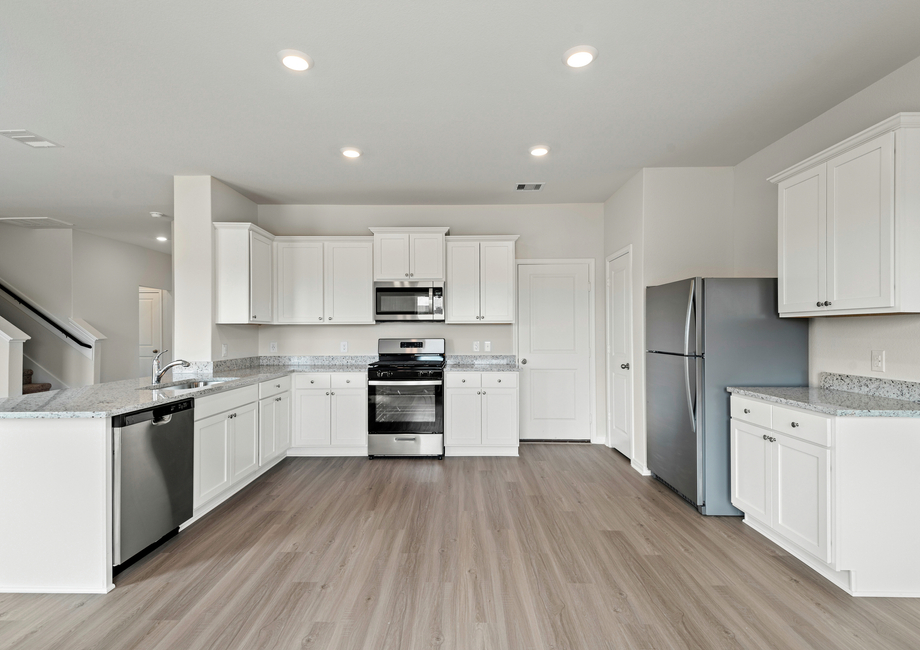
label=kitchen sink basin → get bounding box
[141,378,237,392]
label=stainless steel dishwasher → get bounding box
[113,399,194,566]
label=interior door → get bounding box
[517,263,591,440]
[607,253,632,456]
[138,287,163,377]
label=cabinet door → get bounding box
[480,241,515,322]
[778,165,826,314]
[330,388,367,446]
[826,131,895,311]
[409,233,444,280]
[445,387,482,445]
[293,389,331,446]
[274,392,292,455]
[231,402,259,483]
[772,432,831,563]
[259,396,276,465]
[730,420,771,524]
[481,388,518,445]
[276,241,324,324]
[375,233,410,280]
[325,241,374,324]
[195,412,232,507]
[250,232,273,323]
[446,241,480,322]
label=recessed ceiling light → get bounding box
[530,146,550,157]
[0,129,62,148]
[563,45,598,68]
[156,236,168,242]
[278,49,313,71]
[341,147,362,158]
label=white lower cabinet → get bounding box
[259,393,292,465]
[291,373,367,455]
[445,372,518,455]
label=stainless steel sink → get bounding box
[141,378,236,393]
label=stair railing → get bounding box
[0,280,91,351]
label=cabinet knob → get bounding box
[816,301,823,307]
[326,391,329,395]
[482,390,486,395]
[763,434,768,440]
[770,436,776,442]
[310,380,315,384]
[346,379,351,383]
[791,422,799,428]
[743,408,750,414]
[405,273,409,277]
[253,315,257,319]
[477,391,481,395]
[521,359,527,365]
[328,316,332,321]
[318,317,323,321]
[229,413,237,419]
[275,397,282,402]
[410,273,414,277]
[275,384,281,388]
[620,363,630,370]
[461,378,466,383]
[497,379,501,383]
[824,301,832,307]
[331,391,335,395]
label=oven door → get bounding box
[368,380,443,434]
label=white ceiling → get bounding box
[3,0,920,251]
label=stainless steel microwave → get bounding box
[374,282,444,321]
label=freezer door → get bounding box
[646,351,702,507]
[646,278,700,356]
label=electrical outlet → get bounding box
[473,341,480,352]
[871,349,886,372]
[221,343,228,358]
[340,341,348,353]
[484,341,491,352]
[269,342,278,353]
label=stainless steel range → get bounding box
[367,338,445,459]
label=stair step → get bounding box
[23,369,34,384]
[22,382,52,395]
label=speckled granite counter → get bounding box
[0,364,370,420]
[445,364,520,372]
[727,386,920,417]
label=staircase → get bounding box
[22,369,51,395]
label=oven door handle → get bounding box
[368,380,442,386]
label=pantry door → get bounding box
[517,262,592,441]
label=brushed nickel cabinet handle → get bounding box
[791,422,799,428]
[621,363,630,370]
[824,301,832,307]
[743,408,751,414]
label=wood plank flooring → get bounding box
[2,445,919,650]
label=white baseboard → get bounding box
[631,459,651,476]
[446,446,518,457]
[287,446,368,457]
[0,583,113,594]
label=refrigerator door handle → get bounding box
[684,279,695,356]
[684,356,697,434]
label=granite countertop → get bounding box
[445,364,520,372]
[0,364,369,420]
[727,386,920,417]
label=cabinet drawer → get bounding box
[294,374,331,389]
[446,373,481,388]
[730,396,772,429]
[482,372,517,388]
[331,373,366,388]
[195,384,259,421]
[259,375,291,399]
[772,405,831,447]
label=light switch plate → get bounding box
[340,341,348,353]
[485,341,491,352]
[269,342,278,353]
[221,343,228,358]
[871,350,886,372]
[473,341,480,352]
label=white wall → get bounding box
[732,53,920,383]
[259,203,608,438]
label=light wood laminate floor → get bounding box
[2,445,919,650]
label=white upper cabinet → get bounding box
[214,223,275,324]
[371,227,449,280]
[274,237,374,325]
[446,237,517,323]
[771,114,920,317]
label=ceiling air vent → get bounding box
[0,130,62,148]
[0,217,73,229]
[516,183,544,191]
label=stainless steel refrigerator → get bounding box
[645,277,808,515]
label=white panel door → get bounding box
[276,241,324,323]
[138,288,163,377]
[294,390,331,446]
[231,402,259,483]
[409,233,444,280]
[330,389,368,446]
[446,241,480,322]
[195,412,231,507]
[607,252,632,456]
[481,388,518,445]
[778,166,826,314]
[773,433,831,562]
[826,131,895,311]
[249,232,273,323]
[480,241,515,322]
[325,241,374,324]
[445,387,482,445]
[730,420,771,524]
[517,263,591,440]
[375,233,410,280]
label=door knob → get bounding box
[521,359,527,365]
[620,363,630,370]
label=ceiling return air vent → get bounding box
[516,183,544,191]
[0,217,73,229]
[0,130,62,148]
